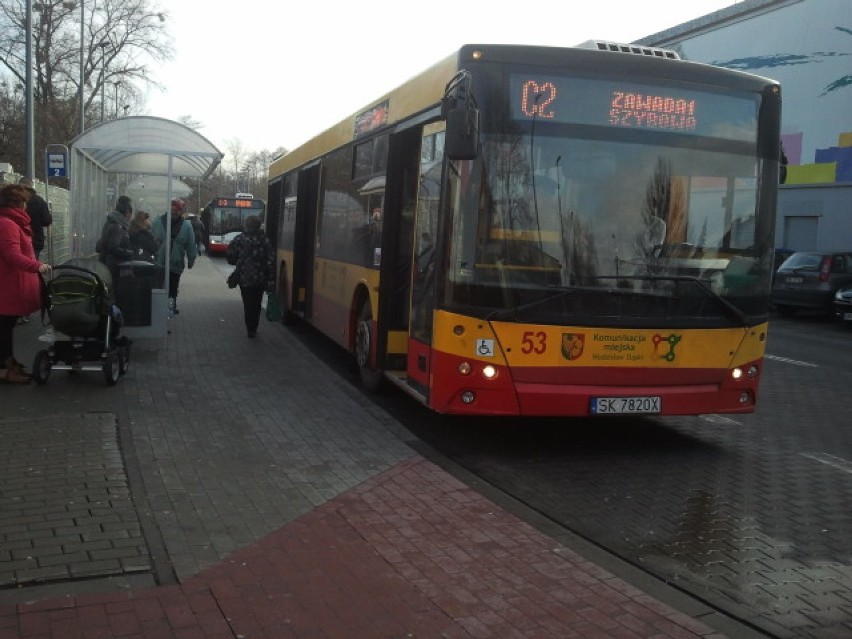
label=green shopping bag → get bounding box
[265,293,282,322]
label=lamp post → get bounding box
[113,81,120,118]
[59,1,83,134]
[77,1,84,133]
[98,39,109,122]
[24,0,35,178]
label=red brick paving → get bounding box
[1,457,726,638]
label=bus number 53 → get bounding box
[521,331,547,354]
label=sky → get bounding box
[143,1,741,157]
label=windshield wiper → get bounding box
[484,285,582,321]
[624,275,749,326]
[484,275,748,326]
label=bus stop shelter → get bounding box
[69,116,223,338]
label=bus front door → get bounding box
[292,165,319,319]
[407,123,445,396]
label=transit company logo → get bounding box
[561,333,585,360]
[653,333,682,362]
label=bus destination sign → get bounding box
[216,198,261,208]
[510,74,756,141]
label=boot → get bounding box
[2,357,31,384]
[12,357,31,378]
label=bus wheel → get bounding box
[355,301,385,392]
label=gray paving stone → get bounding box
[0,413,148,588]
[72,262,420,580]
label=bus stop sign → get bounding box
[46,149,67,178]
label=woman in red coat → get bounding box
[0,184,53,383]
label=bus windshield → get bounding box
[209,206,254,234]
[445,82,768,327]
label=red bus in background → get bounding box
[201,194,266,255]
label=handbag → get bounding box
[226,270,238,289]
[39,273,51,325]
[265,292,282,322]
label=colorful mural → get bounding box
[641,0,852,185]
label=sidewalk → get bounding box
[0,256,754,638]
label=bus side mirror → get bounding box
[445,106,479,161]
[442,70,479,161]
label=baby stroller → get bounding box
[32,258,130,386]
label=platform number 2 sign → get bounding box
[46,151,67,178]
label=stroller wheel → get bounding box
[103,352,120,386]
[32,350,52,385]
[118,346,130,376]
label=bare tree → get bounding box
[0,0,172,175]
[183,142,288,206]
[177,114,204,132]
[223,137,246,193]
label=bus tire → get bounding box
[355,300,385,393]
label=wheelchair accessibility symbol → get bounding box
[476,339,494,357]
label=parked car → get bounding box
[835,284,852,327]
[770,251,852,316]
[772,247,795,283]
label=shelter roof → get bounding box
[71,115,223,178]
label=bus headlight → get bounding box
[732,365,759,381]
[482,365,496,379]
[458,362,472,375]
[461,390,476,404]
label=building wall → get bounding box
[639,0,852,252]
[777,184,852,252]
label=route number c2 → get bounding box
[521,331,547,354]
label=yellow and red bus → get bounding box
[201,194,266,256]
[267,43,781,417]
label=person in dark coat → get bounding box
[188,214,205,254]
[97,195,135,289]
[226,215,275,338]
[128,210,158,262]
[18,176,53,260]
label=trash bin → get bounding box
[116,260,156,327]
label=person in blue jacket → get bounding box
[152,198,197,315]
